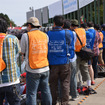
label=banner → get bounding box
[42,6,48,24]
[48,0,62,18]
[79,0,94,9]
[63,0,78,15]
[35,9,42,26]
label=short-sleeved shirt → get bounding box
[0,34,21,87]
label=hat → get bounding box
[71,19,79,26]
[21,72,26,78]
[25,17,41,27]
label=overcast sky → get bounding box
[0,0,60,26]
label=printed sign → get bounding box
[63,0,78,15]
[48,0,62,18]
[49,40,64,53]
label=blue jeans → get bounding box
[70,60,79,98]
[0,83,20,105]
[26,71,52,105]
[92,56,98,78]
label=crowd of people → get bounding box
[0,15,105,105]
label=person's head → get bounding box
[94,24,100,31]
[87,22,94,28]
[81,23,87,30]
[53,15,64,27]
[0,18,8,33]
[70,19,79,30]
[25,17,41,31]
[101,24,105,31]
[63,19,71,29]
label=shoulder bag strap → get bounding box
[75,31,83,47]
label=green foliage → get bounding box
[0,13,16,27]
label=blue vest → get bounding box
[102,31,105,48]
[66,30,75,59]
[87,29,96,49]
[47,29,74,65]
[86,31,94,50]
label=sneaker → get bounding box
[72,95,79,101]
[91,81,95,85]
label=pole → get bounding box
[83,7,85,22]
[77,0,80,26]
[90,3,92,22]
[98,0,100,25]
[103,0,105,23]
[62,0,64,16]
[86,5,89,22]
[94,0,97,24]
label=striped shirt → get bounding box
[0,34,21,85]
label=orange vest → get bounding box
[0,33,6,72]
[75,28,86,52]
[28,30,49,69]
[98,32,103,48]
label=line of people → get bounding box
[0,15,105,105]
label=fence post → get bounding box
[73,11,76,19]
[77,0,80,26]
[83,7,85,22]
[94,0,97,24]
[86,6,89,22]
[90,3,92,22]
[98,0,100,25]
[103,0,105,23]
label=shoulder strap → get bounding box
[75,31,83,46]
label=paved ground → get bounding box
[57,75,105,105]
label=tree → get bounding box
[0,13,16,27]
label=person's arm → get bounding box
[20,33,27,62]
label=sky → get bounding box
[0,0,60,26]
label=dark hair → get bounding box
[0,18,8,33]
[94,24,100,30]
[27,23,40,28]
[101,24,105,30]
[53,15,64,26]
[81,23,87,28]
[63,19,71,29]
[87,22,94,27]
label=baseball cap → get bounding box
[21,72,26,78]
[71,19,79,26]
[25,17,41,27]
